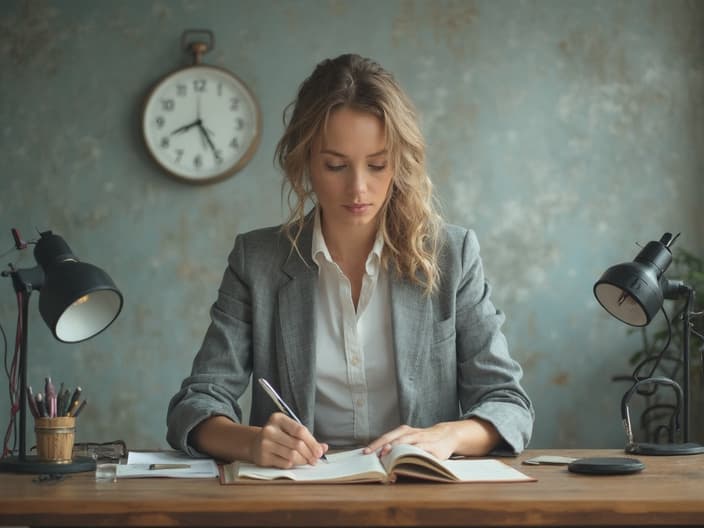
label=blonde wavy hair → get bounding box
[275,54,443,295]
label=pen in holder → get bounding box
[34,416,76,464]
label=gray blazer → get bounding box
[167,215,534,455]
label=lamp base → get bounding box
[626,442,704,455]
[0,455,96,474]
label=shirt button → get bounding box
[356,398,365,408]
[350,356,360,366]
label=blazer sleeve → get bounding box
[454,229,535,454]
[166,234,253,456]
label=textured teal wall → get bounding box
[1,0,703,451]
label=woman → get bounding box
[167,54,533,468]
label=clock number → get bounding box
[156,116,165,129]
[235,118,244,131]
[160,137,170,149]
[214,150,224,164]
[230,97,240,111]
[176,84,187,97]
[194,154,203,169]
[175,149,184,163]
[217,83,223,97]
[161,99,175,111]
[194,79,207,92]
[230,137,240,150]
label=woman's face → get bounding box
[309,106,393,236]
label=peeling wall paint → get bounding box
[1,0,703,450]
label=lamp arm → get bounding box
[8,266,45,295]
[3,266,44,461]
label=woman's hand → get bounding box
[250,412,328,468]
[364,418,500,460]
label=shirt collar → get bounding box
[311,208,384,276]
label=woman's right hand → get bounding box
[250,412,328,468]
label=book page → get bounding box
[382,444,536,483]
[230,448,387,483]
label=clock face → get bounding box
[142,65,261,183]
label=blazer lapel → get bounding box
[390,276,432,425]
[276,217,318,428]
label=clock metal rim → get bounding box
[141,64,262,185]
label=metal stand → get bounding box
[621,313,704,457]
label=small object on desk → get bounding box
[567,457,645,475]
[73,439,127,462]
[149,463,191,470]
[523,455,578,465]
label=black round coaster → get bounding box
[568,457,645,475]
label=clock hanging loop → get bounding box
[181,29,215,66]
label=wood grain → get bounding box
[1,449,703,526]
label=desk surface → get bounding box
[1,449,703,527]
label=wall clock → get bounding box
[142,30,261,184]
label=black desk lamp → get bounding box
[0,229,123,473]
[594,232,704,455]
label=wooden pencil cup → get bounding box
[34,416,76,464]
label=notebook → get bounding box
[115,450,219,479]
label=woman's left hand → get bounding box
[364,418,500,460]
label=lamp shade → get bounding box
[33,232,123,343]
[593,235,674,327]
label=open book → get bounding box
[220,444,535,484]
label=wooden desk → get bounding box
[1,449,703,527]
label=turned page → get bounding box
[380,444,536,483]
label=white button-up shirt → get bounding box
[311,210,401,447]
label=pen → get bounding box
[45,377,57,418]
[35,392,47,417]
[66,387,82,416]
[56,382,65,416]
[60,388,72,416]
[258,377,328,462]
[70,399,87,417]
[67,398,81,417]
[148,464,191,470]
[26,386,40,419]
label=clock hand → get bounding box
[198,122,218,154]
[197,126,209,150]
[170,119,201,136]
